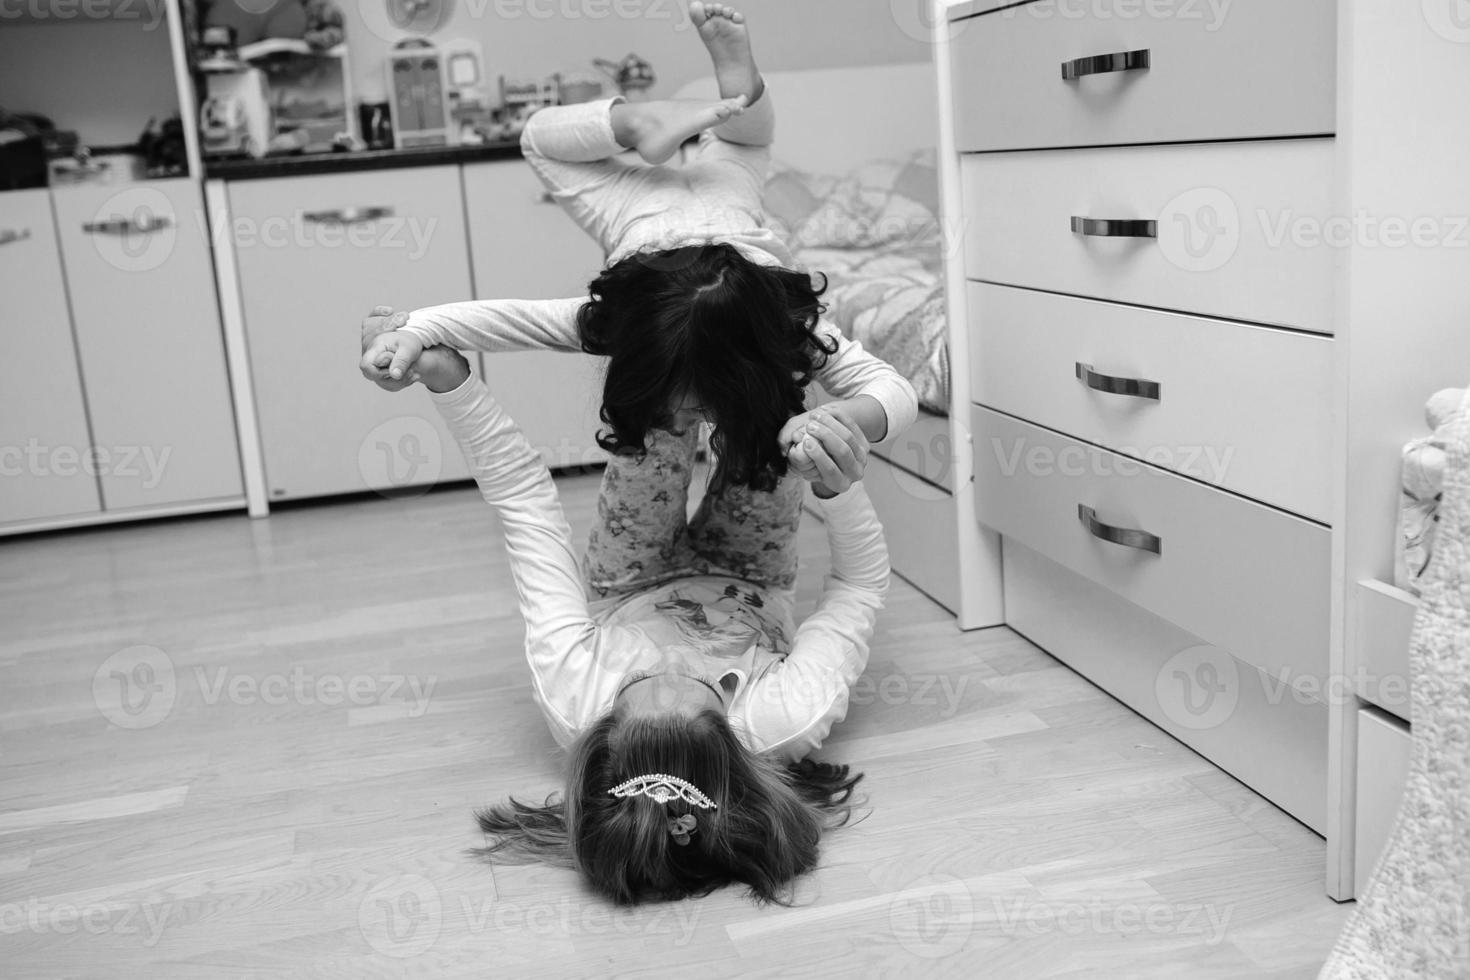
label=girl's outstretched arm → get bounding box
[809,320,920,443]
[424,358,600,744]
[388,296,588,355]
[736,483,889,761]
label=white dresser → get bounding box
[936,0,1470,899]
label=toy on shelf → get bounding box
[387,39,450,148]
[594,53,655,101]
[1396,386,1470,594]
[197,26,272,159]
[137,115,189,178]
[245,39,356,154]
[195,0,355,159]
[443,39,491,146]
[487,76,559,142]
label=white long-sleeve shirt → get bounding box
[432,374,890,761]
[401,298,920,441]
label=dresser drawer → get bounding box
[1354,708,1411,895]
[961,139,1335,333]
[969,283,1333,520]
[948,0,1335,151]
[1005,540,1327,833]
[973,407,1329,685]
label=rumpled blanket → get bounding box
[1319,385,1470,979]
[764,151,950,415]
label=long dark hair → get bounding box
[474,707,864,906]
[576,243,836,493]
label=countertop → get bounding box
[204,140,524,180]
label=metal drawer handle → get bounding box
[84,215,174,235]
[0,228,31,247]
[1078,504,1162,556]
[1071,216,1157,238]
[1075,362,1161,401]
[1062,48,1151,81]
[302,206,395,224]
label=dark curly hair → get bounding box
[576,243,836,492]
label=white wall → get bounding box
[0,20,179,147]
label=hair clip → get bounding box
[608,773,718,810]
[668,814,697,846]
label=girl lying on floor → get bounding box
[359,2,918,495]
[380,345,889,906]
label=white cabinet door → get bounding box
[462,160,607,469]
[229,167,475,500]
[51,179,243,511]
[0,189,101,525]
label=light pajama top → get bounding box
[432,373,891,761]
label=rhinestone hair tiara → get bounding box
[607,773,718,810]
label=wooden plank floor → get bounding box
[0,473,1350,978]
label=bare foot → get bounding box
[611,97,748,165]
[690,2,762,102]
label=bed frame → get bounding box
[677,64,990,617]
